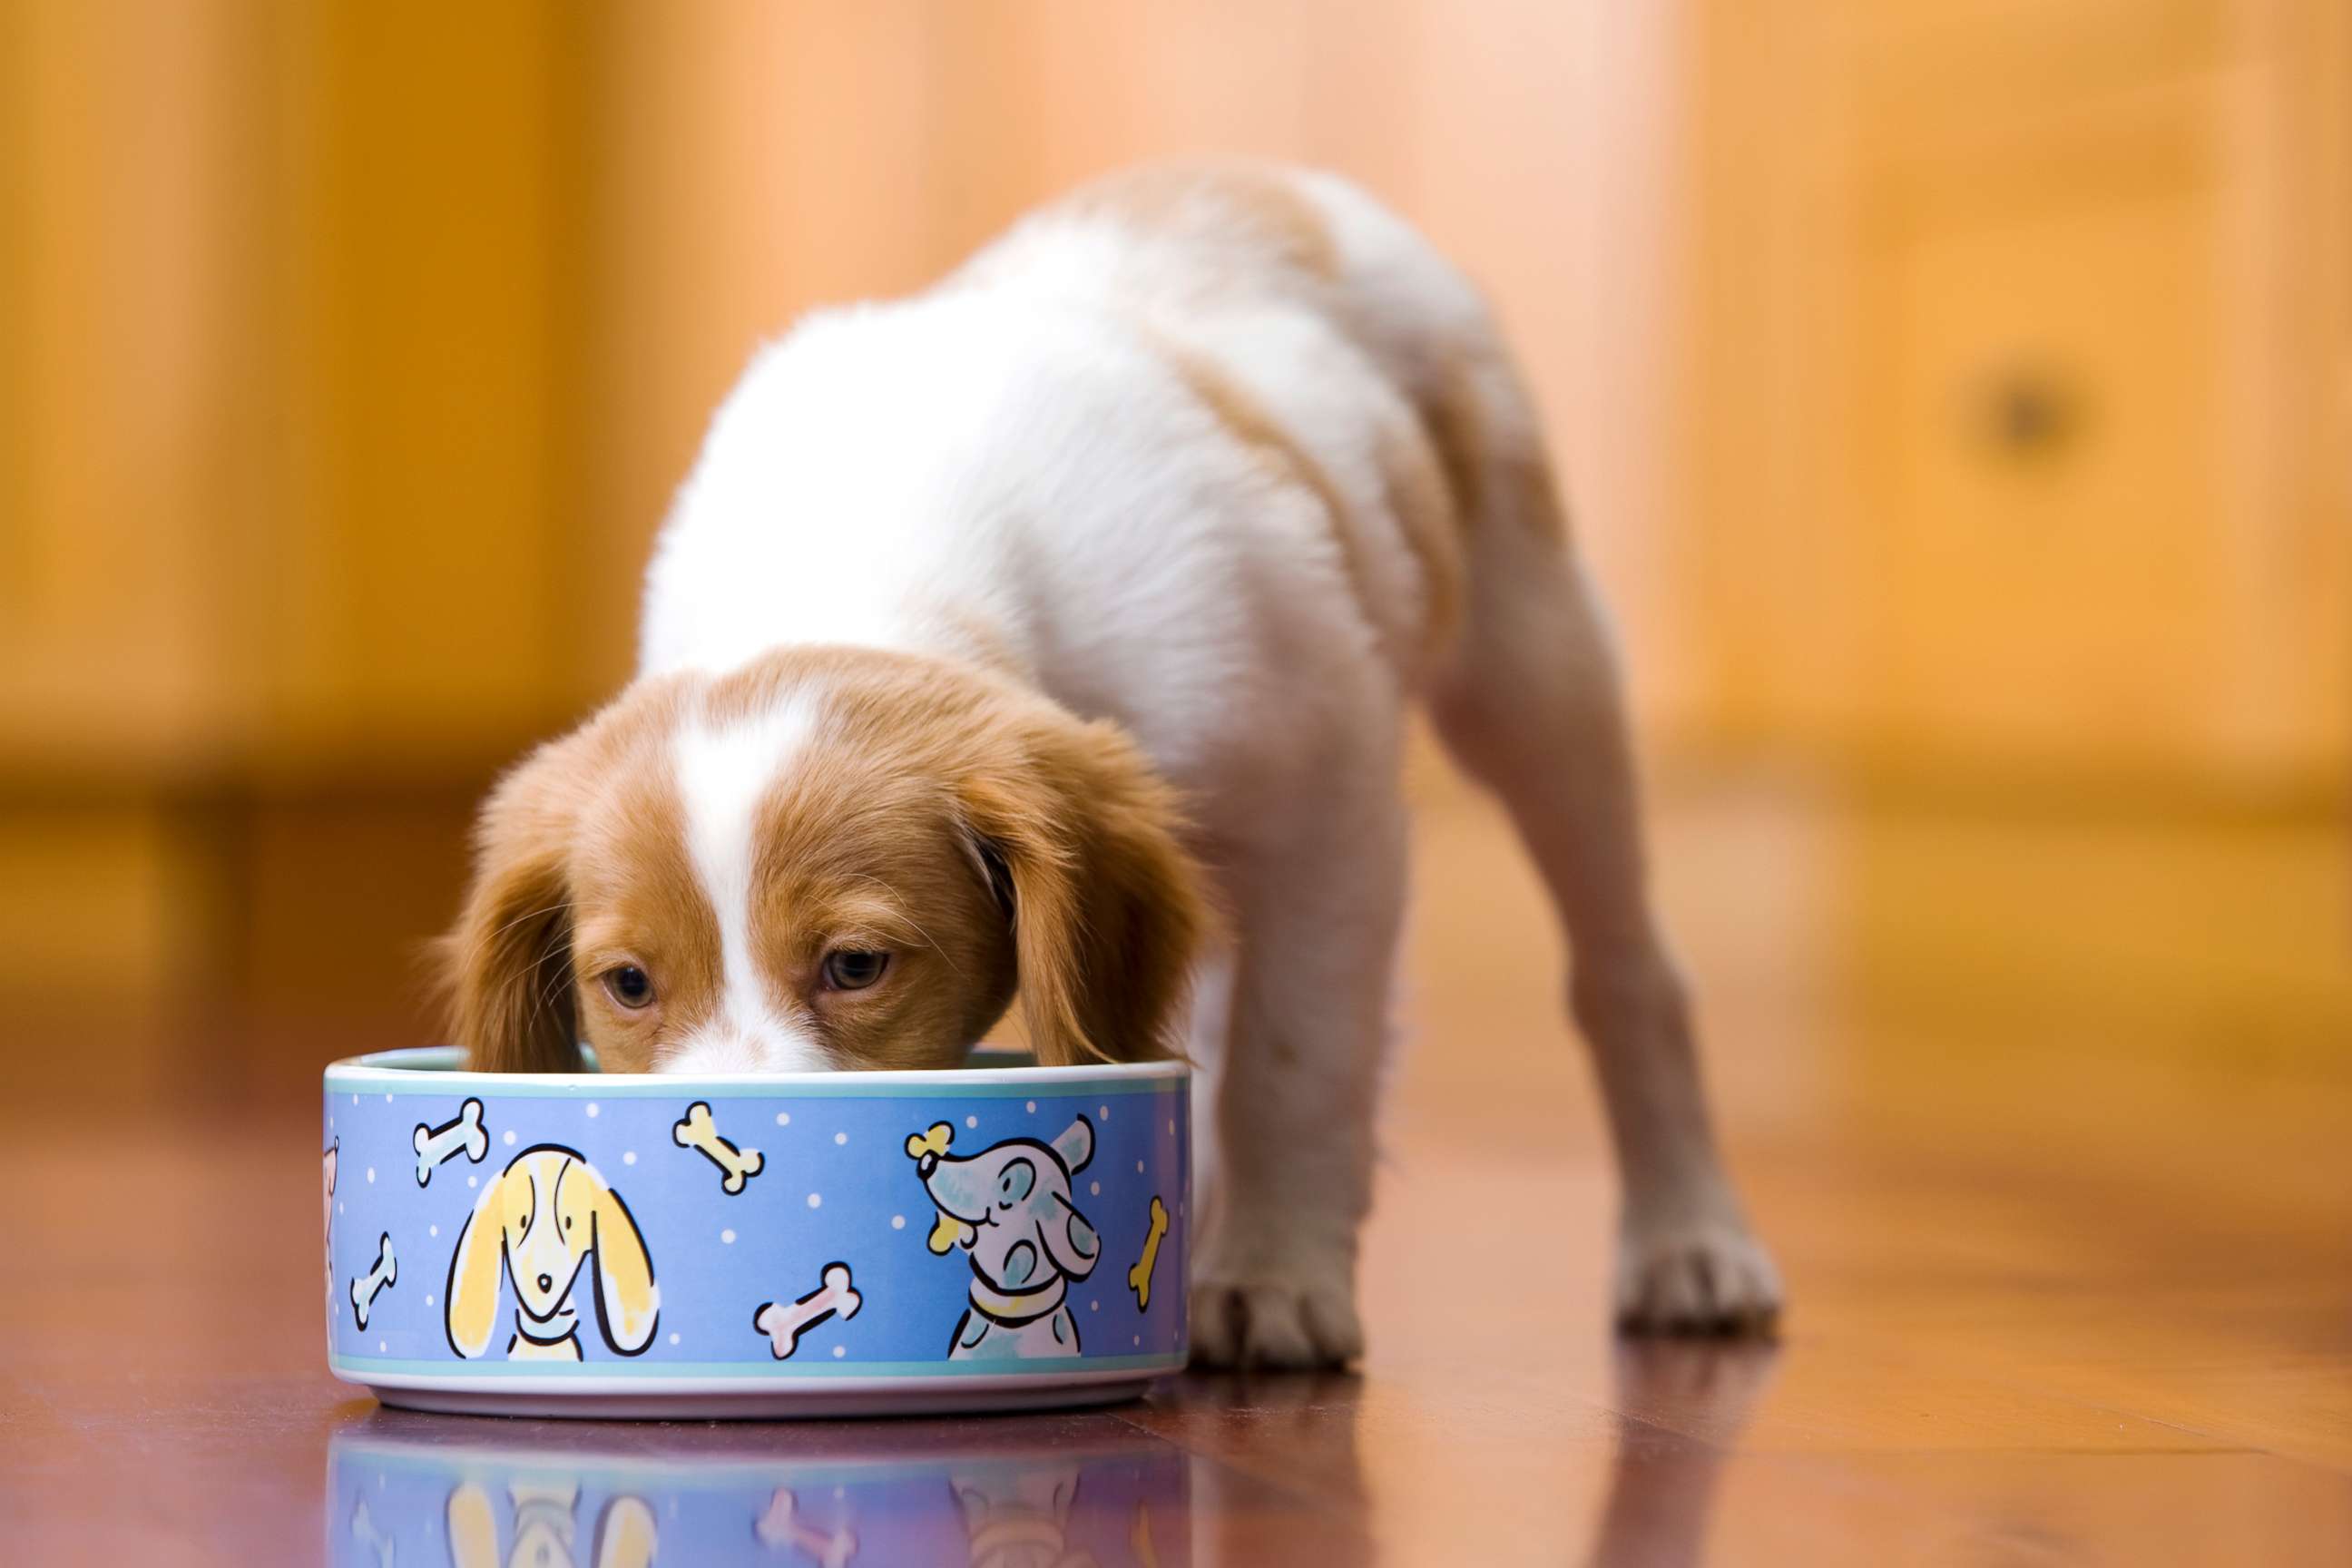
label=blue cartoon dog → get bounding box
[908,1116,1099,1358]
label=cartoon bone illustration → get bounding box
[905,1123,975,1253]
[350,1231,397,1328]
[672,1100,764,1194]
[414,1097,489,1186]
[1129,1196,1169,1309]
[755,1488,857,1568]
[753,1261,861,1360]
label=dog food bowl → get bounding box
[322,1046,1188,1418]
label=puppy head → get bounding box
[443,648,1204,1075]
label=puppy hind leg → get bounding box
[1428,495,1781,1335]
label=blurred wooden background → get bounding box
[1,0,2344,1103]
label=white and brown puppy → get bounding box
[444,162,1779,1365]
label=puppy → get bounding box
[444,161,1779,1364]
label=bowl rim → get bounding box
[324,1044,1188,1095]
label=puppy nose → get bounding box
[916,1152,938,1179]
[535,1272,553,1293]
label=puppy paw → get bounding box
[1189,1272,1364,1370]
[1615,1217,1782,1337]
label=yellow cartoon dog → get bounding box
[446,1144,660,1361]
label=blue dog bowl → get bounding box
[322,1047,1189,1417]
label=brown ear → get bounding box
[961,710,1207,1065]
[442,737,589,1073]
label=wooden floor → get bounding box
[3,776,2348,1564]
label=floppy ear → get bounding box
[1050,1114,1094,1176]
[1039,1191,1101,1282]
[960,710,1207,1065]
[442,734,591,1073]
[445,1171,513,1359]
[582,1165,659,1355]
[446,1481,500,1568]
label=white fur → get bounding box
[670,698,828,1073]
[637,162,1779,1359]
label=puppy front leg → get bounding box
[1190,784,1405,1370]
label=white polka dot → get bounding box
[965,1115,977,1129]
[831,1345,846,1358]
[1089,1181,1100,1197]
[502,1129,516,1146]
[429,1224,438,1238]
[1099,1104,1110,1120]
[720,1229,736,1244]
[425,1295,435,1308]
[1169,1118,1176,1135]
[890,1215,906,1230]
[384,1093,393,1104]
[833,1132,847,1146]
[622,1151,636,1165]
[365,1167,375,1184]
[338,1201,345,1214]
[1090,1299,1099,1312]
[807,1192,822,1209]
[466,1175,477,1189]
[350,1094,358,1106]
[669,1332,680,1346]
[1025,1100,1036,1113]
[1136,1160,1145,1174]
[775,1112,790,1126]
[1133,1335,1141,1348]
[378,1340,387,1353]
[585,1102,600,1118]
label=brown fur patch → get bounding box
[564,755,722,1073]
[442,676,705,1073]
[1143,332,1391,649]
[1375,415,1465,656]
[1416,348,1567,544]
[1064,159,1338,283]
[1420,350,1490,534]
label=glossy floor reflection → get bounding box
[2,779,2347,1564]
[328,1411,1192,1567]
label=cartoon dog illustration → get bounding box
[913,1116,1100,1358]
[447,1478,657,1568]
[446,1144,659,1361]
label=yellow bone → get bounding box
[907,1122,975,1252]
[672,1100,764,1195]
[927,1210,973,1255]
[1127,1196,1169,1308]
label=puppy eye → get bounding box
[821,950,888,992]
[603,965,655,1009]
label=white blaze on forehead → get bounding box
[673,697,829,1071]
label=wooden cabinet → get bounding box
[1685,0,2350,792]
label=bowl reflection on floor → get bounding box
[327,1409,1190,1567]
